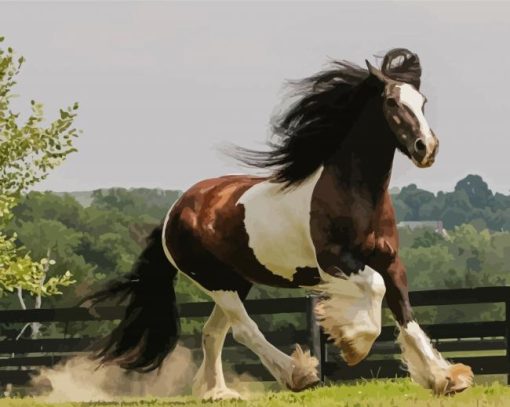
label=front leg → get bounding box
[314,245,387,366]
[381,257,473,395]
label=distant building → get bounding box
[397,220,447,236]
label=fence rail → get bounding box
[1,287,509,387]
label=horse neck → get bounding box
[324,99,396,202]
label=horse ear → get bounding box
[366,60,387,83]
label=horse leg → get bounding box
[314,265,386,366]
[381,257,473,395]
[192,305,241,400]
[209,290,320,391]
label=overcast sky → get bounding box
[1,1,509,193]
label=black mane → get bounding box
[229,48,422,188]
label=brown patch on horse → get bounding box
[310,161,398,278]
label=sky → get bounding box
[0,1,509,194]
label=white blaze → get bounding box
[397,83,435,151]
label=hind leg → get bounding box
[210,290,320,391]
[192,305,242,400]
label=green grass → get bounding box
[1,379,510,406]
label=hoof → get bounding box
[287,345,320,392]
[442,363,474,396]
[202,387,243,401]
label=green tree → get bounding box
[391,195,411,221]
[411,229,445,248]
[392,176,510,231]
[440,190,473,229]
[12,191,84,230]
[455,174,493,209]
[0,38,78,296]
[398,184,435,220]
[91,188,181,219]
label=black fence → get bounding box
[0,287,509,387]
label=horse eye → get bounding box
[386,98,398,108]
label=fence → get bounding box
[0,287,509,387]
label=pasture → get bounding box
[1,380,510,406]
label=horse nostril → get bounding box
[414,139,426,152]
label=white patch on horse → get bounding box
[313,266,385,366]
[237,168,323,281]
[397,83,435,150]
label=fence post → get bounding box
[306,295,325,382]
[506,300,510,385]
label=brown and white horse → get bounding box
[88,49,473,399]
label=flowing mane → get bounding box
[229,48,422,188]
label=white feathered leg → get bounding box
[398,321,473,394]
[192,305,241,400]
[210,290,319,392]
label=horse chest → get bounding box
[308,169,396,273]
[237,169,323,282]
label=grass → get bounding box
[1,379,510,406]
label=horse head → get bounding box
[366,49,439,168]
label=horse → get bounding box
[87,48,473,400]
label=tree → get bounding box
[441,190,472,229]
[0,37,78,297]
[12,191,84,230]
[398,184,435,220]
[91,187,181,219]
[455,174,493,209]
[391,196,411,222]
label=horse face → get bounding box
[382,83,439,167]
[366,61,439,168]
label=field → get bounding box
[1,380,510,407]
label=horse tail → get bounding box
[85,224,180,372]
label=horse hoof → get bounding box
[288,345,320,391]
[442,363,474,396]
[202,387,243,401]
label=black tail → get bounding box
[85,224,180,372]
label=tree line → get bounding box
[393,175,510,231]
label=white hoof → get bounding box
[202,387,243,401]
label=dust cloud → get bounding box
[30,344,197,402]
